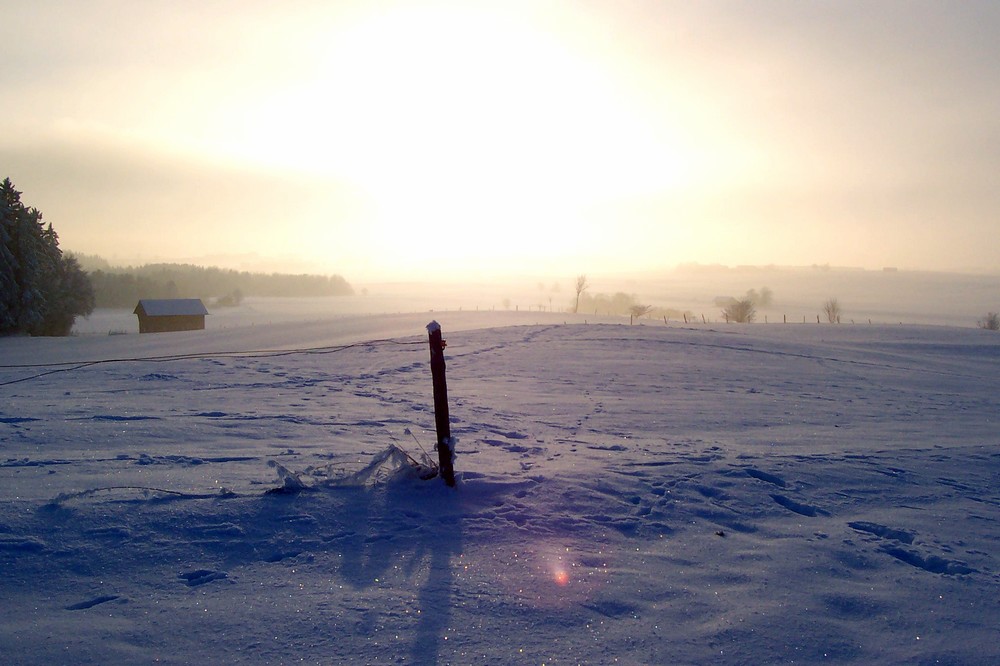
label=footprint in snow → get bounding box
[880,546,975,575]
[847,521,974,575]
[189,522,245,537]
[583,599,637,619]
[66,595,121,611]
[483,438,542,455]
[264,549,302,563]
[179,569,229,586]
[848,521,915,544]
[771,494,829,517]
[0,535,46,553]
[745,468,788,488]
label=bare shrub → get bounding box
[629,304,653,320]
[573,275,589,313]
[979,312,1000,330]
[823,298,842,324]
[723,298,756,323]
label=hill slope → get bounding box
[2,315,999,663]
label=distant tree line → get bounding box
[575,289,690,321]
[1,179,95,336]
[80,260,355,308]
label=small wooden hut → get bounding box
[133,299,209,334]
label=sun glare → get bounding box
[202,4,694,276]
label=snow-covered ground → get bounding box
[2,310,999,664]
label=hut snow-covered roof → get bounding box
[133,299,209,317]
[133,299,209,333]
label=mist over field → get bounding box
[72,264,1000,335]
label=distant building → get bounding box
[133,299,209,334]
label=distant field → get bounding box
[73,265,1000,335]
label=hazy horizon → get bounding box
[70,255,1000,333]
[68,249,1000,283]
[4,1,1000,281]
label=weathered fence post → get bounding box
[426,321,456,487]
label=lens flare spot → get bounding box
[553,569,570,586]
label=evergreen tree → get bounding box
[0,181,20,330]
[0,178,95,335]
[0,178,42,332]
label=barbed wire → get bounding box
[0,337,426,387]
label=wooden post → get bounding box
[426,321,456,487]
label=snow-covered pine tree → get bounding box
[0,180,20,331]
[0,178,95,335]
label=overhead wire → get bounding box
[0,337,427,387]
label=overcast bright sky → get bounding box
[3,0,998,279]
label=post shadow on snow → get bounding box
[27,452,462,664]
[329,476,464,665]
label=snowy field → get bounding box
[2,310,999,664]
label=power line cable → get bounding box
[0,337,426,387]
